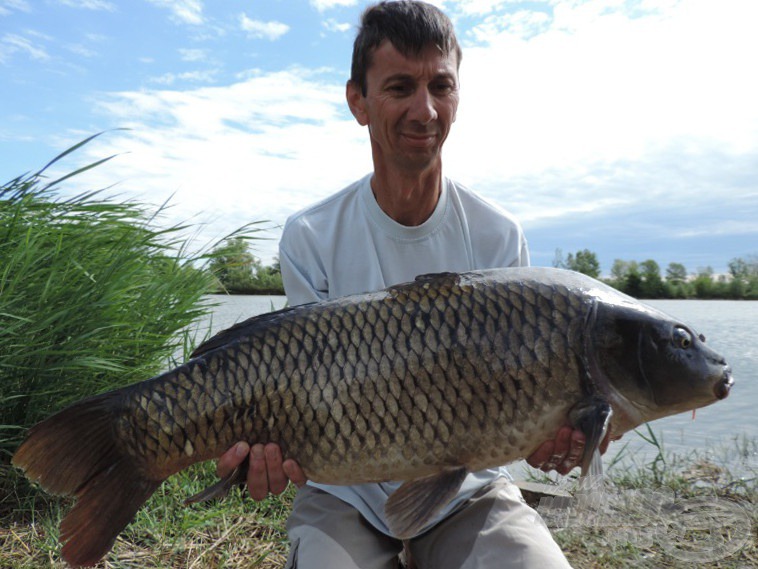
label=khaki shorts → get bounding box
[284,479,572,569]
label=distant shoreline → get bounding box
[207,289,285,296]
[209,292,758,300]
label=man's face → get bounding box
[347,40,460,175]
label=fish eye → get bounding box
[673,327,692,349]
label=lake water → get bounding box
[200,295,757,476]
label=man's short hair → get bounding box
[350,0,462,96]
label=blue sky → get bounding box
[2,0,757,275]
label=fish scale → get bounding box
[12,267,733,567]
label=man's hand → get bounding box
[527,426,612,475]
[217,442,307,501]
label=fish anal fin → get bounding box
[185,456,249,504]
[385,466,468,539]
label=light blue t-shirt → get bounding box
[278,173,529,537]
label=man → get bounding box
[219,2,593,566]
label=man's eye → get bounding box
[387,84,411,94]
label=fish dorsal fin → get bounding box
[385,466,468,539]
[413,272,460,285]
[190,304,308,358]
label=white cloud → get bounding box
[0,0,31,16]
[47,0,758,270]
[310,0,358,12]
[149,69,218,85]
[58,68,369,262]
[467,9,551,41]
[56,0,115,10]
[178,48,207,62]
[0,33,50,64]
[239,14,290,40]
[441,0,758,268]
[448,0,758,178]
[66,43,97,57]
[322,18,352,33]
[449,0,512,17]
[147,0,203,25]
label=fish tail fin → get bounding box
[12,392,162,567]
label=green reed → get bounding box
[0,133,260,462]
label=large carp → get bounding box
[13,267,733,567]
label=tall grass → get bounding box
[0,134,256,462]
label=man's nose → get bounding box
[407,88,437,124]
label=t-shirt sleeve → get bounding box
[516,228,530,268]
[474,206,530,269]
[449,180,530,270]
[278,219,328,306]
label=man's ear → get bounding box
[346,80,369,126]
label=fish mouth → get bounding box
[714,368,733,400]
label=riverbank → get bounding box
[2,435,755,568]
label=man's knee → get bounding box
[286,485,402,569]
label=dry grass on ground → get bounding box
[2,454,755,568]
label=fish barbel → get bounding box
[12,267,733,566]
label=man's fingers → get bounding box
[526,440,554,470]
[264,443,288,495]
[217,441,250,478]
[283,459,308,487]
[528,425,615,476]
[556,429,586,475]
[564,429,586,465]
[247,444,270,501]
[541,426,572,472]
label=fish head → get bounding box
[591,301,733,426]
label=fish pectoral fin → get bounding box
[184,456,249,505]
[385,466,468,539]
[569,397,612,477]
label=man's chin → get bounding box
[396,149,440,170]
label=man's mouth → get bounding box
[401,132,437,147]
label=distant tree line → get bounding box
[210,238,758,300]
[553,249,758,300]
[208,237,284,294]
